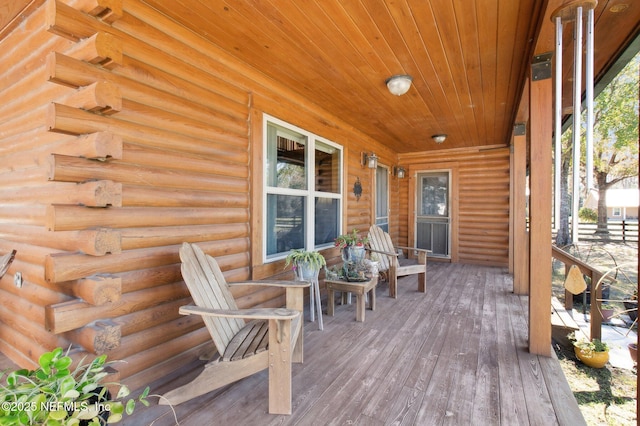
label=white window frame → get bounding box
[263,115,343,263]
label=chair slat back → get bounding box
[368,225,396,272]
[179,243,245,354]
[0,250,16,279]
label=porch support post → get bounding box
[512,123,529,295]
[529,52,553,356]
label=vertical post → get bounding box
[529,53,553,356]
[585,7,595,192]
[512,124,529,295]
[571,6,583,243]
[554,16,563,232]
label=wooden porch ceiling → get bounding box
[1,1,638,153]
[139,0,639,153]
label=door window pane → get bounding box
[421,174,449,217]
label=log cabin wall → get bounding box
[0,0,392,388]
[398,148,511,267]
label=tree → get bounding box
[556,52,639,243]
[555,129,573,246]
[589,52,639,234]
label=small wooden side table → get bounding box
[324,276,378,322]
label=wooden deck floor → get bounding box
[1,263,586,425]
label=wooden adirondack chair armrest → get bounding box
[395,245,431,254]
[395,246,431,263]
[367,248,398,258]
[229,280,310,289]
[229,281,309,312]
[179,305,300,320]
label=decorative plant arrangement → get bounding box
[568,333,610,369]
[333,229,368,249]
[335,229,368,266]
[284,249,326,272]
[284,249,327,282]
[0,347,153,425]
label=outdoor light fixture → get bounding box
[432,134,447,144]
[394,166,406,179]
[361,152,378,169]
[385,75,413,96]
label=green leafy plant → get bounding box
[284,249,326,272]
[568,333,609,354]
[0,347,151,425]
[334,229,368,249]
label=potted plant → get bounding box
[0,347,151,425]
[623,290,637,322]
[334,229,368,265]
[600,303,615,322]
[363,253,380,278]
[568,333,610,368]
[628,342,637,364]
[284,249,326,281]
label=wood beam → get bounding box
[512,124,529,295]
[528,54,554,357]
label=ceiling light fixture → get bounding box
[432,134,447,144]
[385,75,413,96]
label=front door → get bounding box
[416,171,450,258]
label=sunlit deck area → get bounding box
[121,262,583,426]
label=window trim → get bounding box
[262,115,343,263]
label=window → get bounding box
[612,207,622,217]
[264,116,342,261]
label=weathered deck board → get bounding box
[0,263,584,425]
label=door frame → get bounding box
[408,162,459,263]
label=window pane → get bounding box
[266,194,305,256]
[314,197,339,246]
[315,141,340,193]
[420,173,449,217]
[266,123,307,189]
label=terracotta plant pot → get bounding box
[574,346,609,368]
[628,343,637,363]
[601,308,614,322]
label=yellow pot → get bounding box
[574,346,609,368]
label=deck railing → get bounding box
[551,244,605,340]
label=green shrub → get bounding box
[578,207,598,223]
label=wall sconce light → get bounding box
[432,134,447,144]
[361,152,378,169]
[385,75,413,96]
[393,166,406,179]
